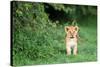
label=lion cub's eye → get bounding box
[73,31,75,32]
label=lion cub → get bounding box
[65,26,79,55]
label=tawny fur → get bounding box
[65,26,79,55]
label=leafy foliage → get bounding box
[11,1,97,66]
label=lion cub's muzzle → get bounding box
[69,32,75,38]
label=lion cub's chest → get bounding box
[67,38,77,48]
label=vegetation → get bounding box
[11,1,97,66]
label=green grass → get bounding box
[12,15,97,66]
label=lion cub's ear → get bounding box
[75,26,79,31]
[65,26,69,33]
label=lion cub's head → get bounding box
[65,26,79,38]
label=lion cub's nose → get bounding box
[70,36,74,38]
